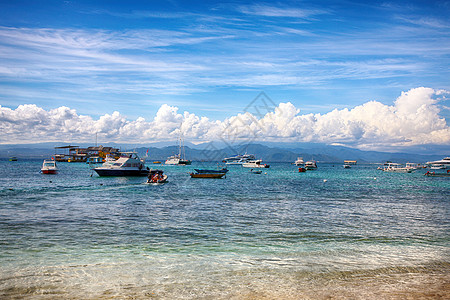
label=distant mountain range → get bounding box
[0,142,446,163]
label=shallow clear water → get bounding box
[0,160,449,299]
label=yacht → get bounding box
[242,159,269,168]
[94,152,149,176]
[165,138,191,165]
[294,157,304,166]
[223,153,256,165]
[426,157,450,168]
[305,160,317,170]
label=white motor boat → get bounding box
[223,153,256,165]
[242,159,269,168]
[305,161,317,170]
[381,163,413,173]
[41,159,58,174]
[165,137,191,165]
[94,152,149,176]
[426,157,450,169]
[294,157,304,166]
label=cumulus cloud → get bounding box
[0,87,448,150]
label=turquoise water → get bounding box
[0,160,449,299]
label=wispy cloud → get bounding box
[237,4,328,18]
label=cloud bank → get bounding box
[0,87,448,151]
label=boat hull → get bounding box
[94,169,149,177]
[41,169,57,174]
[194,168,229,173]
[190,173,226,178]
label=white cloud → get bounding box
[0,88,448,150]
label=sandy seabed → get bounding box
[1,265,449,299]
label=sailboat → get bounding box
[165,137,191,165]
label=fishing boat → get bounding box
[424,170,450,177]
[242,159,269,168]
[194,168,229,174]
[147,169,168,183]
[190,172,226,178]
[41,159,58,174]
[305,161,317,170]
[93,152,149,176]
[223,153,256,165]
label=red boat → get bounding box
[41,159,58,174]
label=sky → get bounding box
[0,0,449,151]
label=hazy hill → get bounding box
[0,142,445,163]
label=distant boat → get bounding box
[381,162,413,173]
[86,156,103,164]
[165,137,191,165]
[305,161,317,170]
[190,172,226,178]
[9,156,17,161]
[242,159,269,168]
[194,168,229,174]
[41,159,58,174]
[223,153,256,165]
[147,169,168,184]
[294,157,304,166]
[93,152,149,176]
[426,157,450,169]
[250,169,262,174]
[424,170,450,177]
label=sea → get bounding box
[0,159,448,299]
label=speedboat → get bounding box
[41,159,58,174]
[223,153,256,165]
[147,169,168,183]
[305,161,317,170]
[93,152,149,176]
[242,159,269,168]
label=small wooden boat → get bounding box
[194,168,229,174]
[41,159,58,174]
[147,169,168,183]
[190,172,226,178]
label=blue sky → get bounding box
[0,0,449,149]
